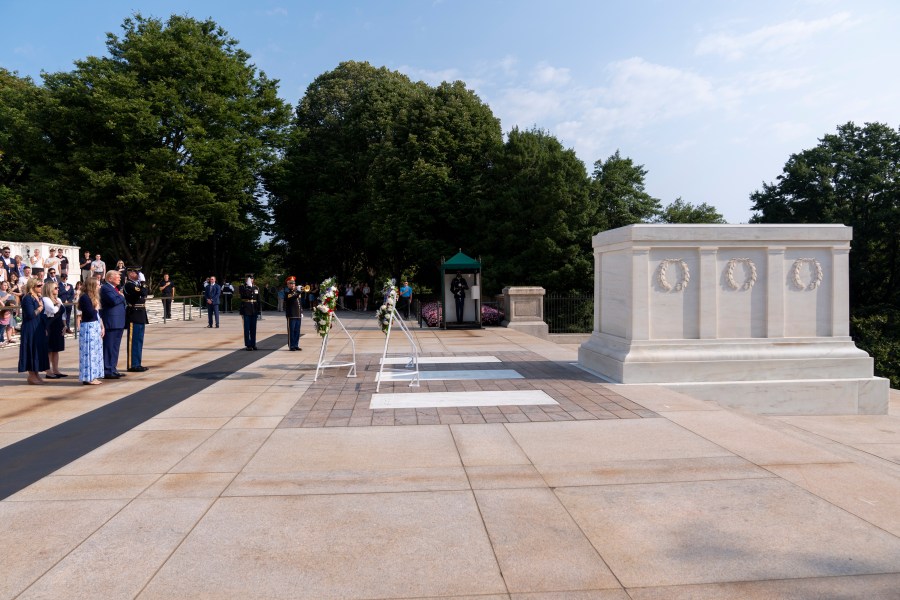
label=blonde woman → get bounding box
[42,280,67,378]
[78,277,105,384]
[18,278,49,384]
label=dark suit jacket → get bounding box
[204,283,222,304]
[58,282,75,304]
[100,281,127,330]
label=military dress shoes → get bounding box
[127,366,149,372]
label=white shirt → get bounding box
[44,255,60,272]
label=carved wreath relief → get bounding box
[790,258,824,290]
[725,258,758,290]
[656,259,690,292]
[653,256,824,292]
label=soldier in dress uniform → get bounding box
[239,273,261,350]
[284,276,303,351]
[123,267,149,372]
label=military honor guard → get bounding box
[123,267,149,372]
[284,276,303,351]
[239,273,261,350]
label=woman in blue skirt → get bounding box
[18,278,49,384]
[78,277,105,385]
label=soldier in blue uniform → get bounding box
[239,274,261,350]
[123,267,149,372]
[284,276,303,351]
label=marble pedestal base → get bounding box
[579,334,889,415]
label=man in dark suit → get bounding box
[204,275,222,328]
[57,273,75,333]
[123,268,149,372]
[100,270,127,379]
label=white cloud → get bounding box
[695,12,854,60]
[396,65,463,85]
[771,120,814,143]
[532,61,571,86]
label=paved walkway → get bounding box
[1,311,899,599]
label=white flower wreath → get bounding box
[656,259,690,292]
[790,258,824,290]
[312,277,339,337]
[376,278,399,334]
[725,258,758,291]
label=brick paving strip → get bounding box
[280,350,658,428]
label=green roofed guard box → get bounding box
[440,251,482,329]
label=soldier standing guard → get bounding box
[239,274,261,350]
[284,276,303,351]
[123,267,149,372]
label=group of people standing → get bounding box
[16,267,149,385]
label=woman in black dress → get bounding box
[43,279,67,378]
[18,278,49,384]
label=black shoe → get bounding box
[207,325,212,328]
[215,325,219,328]
[252,346,258,350]
[127,366,148,372]
[114,372,126,377]
[104,374,121,380]
[246,346,253,351]
[45,374,60,379]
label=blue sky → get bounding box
[2,0,898,223]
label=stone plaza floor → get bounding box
[1,311,899,599]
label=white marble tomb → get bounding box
[577,224,889,415]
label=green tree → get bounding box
[750,122,900,307]
[266,62,501,289]
[0,69,65,242]
[28,14,290,282]
[591,150,662,229]
[656,197,726,224]
[480,127,594,293]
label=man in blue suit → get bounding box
[100,270,127,379]
[204,275,222,328]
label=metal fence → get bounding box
[543,292,593,334]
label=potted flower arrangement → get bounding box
[313,277,339,337]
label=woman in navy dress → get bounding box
[18,278,49,384]
[43,280,67,378]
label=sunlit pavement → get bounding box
[2,311,899,599]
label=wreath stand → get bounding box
[314,313,357,382]
[376,306,420,392]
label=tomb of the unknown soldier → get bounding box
[578,224,890,415]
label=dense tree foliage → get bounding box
[266,61,501,290]
[478,127,594,293]
[590,151,662,230]
[17,15,290,283]
[656,197,726,224]
[0,69,65,241]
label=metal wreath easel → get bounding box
[376,303,420,392]
[314,313,357,381]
